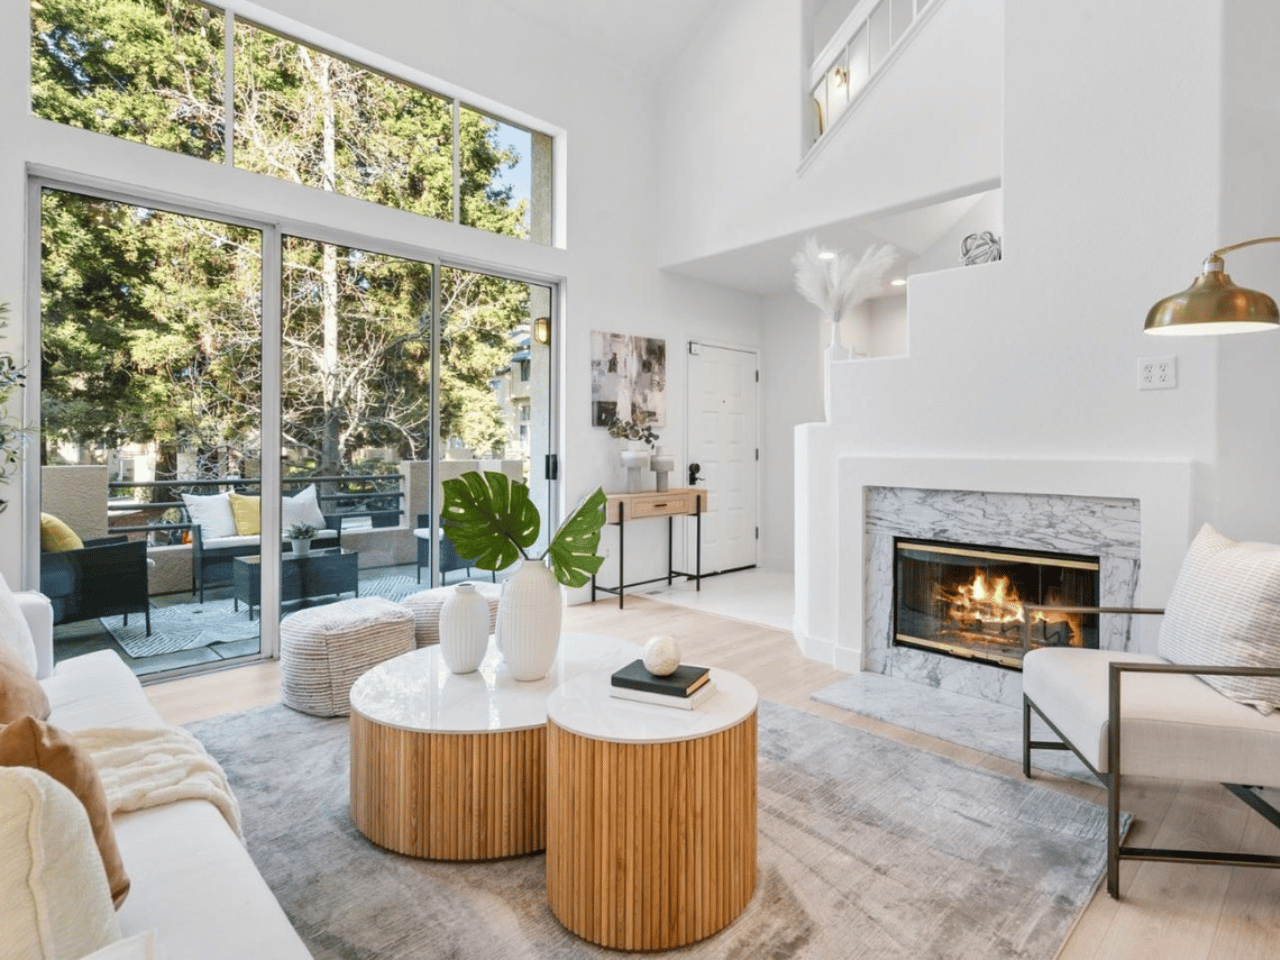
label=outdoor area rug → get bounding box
[103,575,427,658]
[812,672,1096,784]
[188,698,1117,959]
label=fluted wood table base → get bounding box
[350,713,545,860]
[545,710,757,950]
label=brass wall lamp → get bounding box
[1145,236,1280,335]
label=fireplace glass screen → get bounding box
[893,539,1100,669]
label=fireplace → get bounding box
[893,538,1100,670]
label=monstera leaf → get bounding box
[544,488,608,588]
[441,471,540,571]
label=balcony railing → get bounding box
[106,474,406,542]
[808,0,941,150]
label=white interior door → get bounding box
[686,342,759,574]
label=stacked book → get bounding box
[609,659,717,710]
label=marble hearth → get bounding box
[864,487,1140,707]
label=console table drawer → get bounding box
[625,493,692,518]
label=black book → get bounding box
[610,659,711,698]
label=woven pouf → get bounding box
[279,597,415,717]
[400,582,501,647]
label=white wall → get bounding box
[657,0,1003,268]
[0,0,762,589]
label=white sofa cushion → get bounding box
[0,571,38,675]
[181,493,239,541]
[0,765,122,960]
[1023,647,1280,784]
[1157,523,1280,715]
[282,483,327,531]
[44,650,165,731]
[201,528,338,551]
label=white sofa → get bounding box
[13,591,312,959]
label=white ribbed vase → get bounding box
[438,582,491,674]
[495,560,563,681]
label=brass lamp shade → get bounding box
[1145,252,1280,336]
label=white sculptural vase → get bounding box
[439,582,491,674]
[619,446,650,493]
[649,446,675,493]
[495,560,563,681]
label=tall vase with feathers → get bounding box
[792,238,897,420]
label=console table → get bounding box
[545,667,759,949]
[590,487,706,608]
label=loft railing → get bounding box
[106,473,406,541]
[808,0,941,151]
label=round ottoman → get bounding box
[400,582,501,647]
[280,597,415,717]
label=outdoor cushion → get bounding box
[281,484,327,532]
[40,512,85,552]
[1157,523,1280,715]
[227,493,261,536]
[181,493,238,541]
[200,529,338,551]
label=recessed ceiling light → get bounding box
[889,277,907,286]
[818,250,836,261]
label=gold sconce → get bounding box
[1145,237,1280,336]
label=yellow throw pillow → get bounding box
[227,493,261,536]
[40,513,84,552]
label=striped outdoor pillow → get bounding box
[1157,523,1280,715]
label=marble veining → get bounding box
[864,487,1141,706]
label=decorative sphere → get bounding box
[642,634,681,676]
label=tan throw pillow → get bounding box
[0,645,50,724]
[227,492,262,536]
[1158,523,1280,715]
[0,716,131,908]
[0,766,122,958]
[40,512,85,552]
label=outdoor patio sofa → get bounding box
[190,514,345,602]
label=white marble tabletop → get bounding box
[546,667,758,745]
[349,632,639,734]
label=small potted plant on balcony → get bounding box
[442,471,606,680]
[287,521,318,557]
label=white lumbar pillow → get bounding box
[180,492,238,542]
[282,483,327,532]
[1158,523,1280,715]
[0,571,38,675]
[0,766,122,959]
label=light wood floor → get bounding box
[146,597,1280,960]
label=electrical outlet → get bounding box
[1138,357,1177,390]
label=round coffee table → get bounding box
[544,668,759,950]
[348,632,637,861]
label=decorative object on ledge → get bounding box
[792,237,897,418]
[650,445,675,492]
[960,231,1002,266]
[442,471,606,680]
[286,521,317,557]
[1144,236,1280,336]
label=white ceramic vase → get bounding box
[650,446,675,492]
[495,560,563,681]
[439,582,491,674]
[289,538,311,557]
[619,446,650,493]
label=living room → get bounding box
[3,0,1280,958]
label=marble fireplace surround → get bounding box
[821,457,1196,703]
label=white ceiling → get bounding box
[491,0,724,79]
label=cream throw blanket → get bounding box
[71,726,243,839]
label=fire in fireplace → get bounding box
[893,538,1100,669]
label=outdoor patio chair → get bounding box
[415,513,495,584]
[40,535,151,636]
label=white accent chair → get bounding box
[1022,524,1280,898]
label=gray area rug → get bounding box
[811,673,1096,784]
[188,699,1115,959]
[103,575,425,658]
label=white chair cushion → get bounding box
[0,572,38,675]
[0,766,122,960]
[1157,523,1280,715]
[282,484,328,531]
[180,493,238,542]
[1023,647,1280,785]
